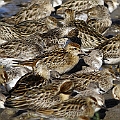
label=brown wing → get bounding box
[0,40,42,60]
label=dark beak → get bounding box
[101,104,108,111]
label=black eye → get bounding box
[74,48,77,50]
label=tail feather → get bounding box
[13,59,35,67]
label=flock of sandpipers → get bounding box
[0,0,120,120]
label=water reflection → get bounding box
[0,0,30,18]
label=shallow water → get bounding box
[0,0,30,18]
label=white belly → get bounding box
[104,57,120,64]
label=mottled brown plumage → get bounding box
[14,42,84,79]
[96,34,120,65]
[38,96,103,119]
[14,16,60,36]
[0,16,61,44]
[0,22,19,44]
[66,20,108,51]
[57,0,104,15]
[54,68,118,93]
[1,0,55,24]
[86,5,112,34]
[112,84,120,100]
[5,75,74,110]
[77,49,103,73]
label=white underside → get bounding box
[95,107,101,112]
[0,1,7,7]
[98,0,104,5]
[6,75,21,91]
[0,58,20,67]
[8,65,32,90]
[0,39,7,45]
[75,13,88,21]
[92,58,103,70]
[108,1,119,13]
[0,58,32,91]
[52,0,63,7]
[104,57,120,64]
[0,101,5,108]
